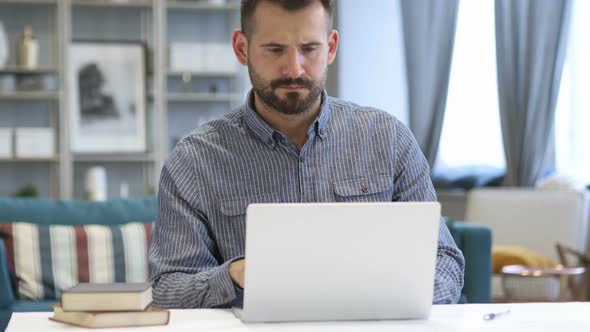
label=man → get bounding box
[149,0,464,308]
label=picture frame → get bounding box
[68,41,146,153]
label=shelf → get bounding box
[167,92,241,102]
[0,0,246,200]
[168,70,239,78]
[0,92,60,101]
[0,0,57,5]
[71,0,153,8]
[74,153,155,162]
[0,157,58,163]
[167,1,239,11]
[0,67,57,74]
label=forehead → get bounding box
[249,1,329,43]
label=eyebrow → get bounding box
[259,42,323,48]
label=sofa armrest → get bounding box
[446,220,492,303]
[0,239,15,309]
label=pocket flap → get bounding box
[334,175,393,197]
[220,193,280,216]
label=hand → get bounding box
[229,259,245,289]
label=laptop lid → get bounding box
[238,202,440,323]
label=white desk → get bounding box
[6,302,590,332]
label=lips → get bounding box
[271,78,311,91]
[280,85,306,91]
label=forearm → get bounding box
[151,148,243,308]
[433,243,465,304]
[152,260,240,308]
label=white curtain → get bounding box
[555,0,590,187]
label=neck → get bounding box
[253,93,322,150]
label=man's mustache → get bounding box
[271,78,313,90]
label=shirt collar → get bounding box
[242,89,331,148]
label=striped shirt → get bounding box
[149,90,465,308]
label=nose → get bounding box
[281,48,305,78]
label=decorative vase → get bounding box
[18,25,39,69]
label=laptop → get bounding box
[233,202,441,323]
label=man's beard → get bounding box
[248,63,325,116]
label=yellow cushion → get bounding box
[492,245,557,274]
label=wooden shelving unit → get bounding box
[0,0,246,199]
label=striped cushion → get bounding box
[0,222,152,301]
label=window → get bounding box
[434,0,505,173]
[555,0,590,187]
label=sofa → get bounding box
[0,196,157,331]
[0,196,491,330]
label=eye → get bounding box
[268,47,283,54]
[302,46,317,53]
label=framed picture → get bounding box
[68,42,146,153]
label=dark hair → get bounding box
[241,0,334,38]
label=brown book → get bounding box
[61,282,152,312]
[50,304,170,328]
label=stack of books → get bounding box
[50,282,170,328]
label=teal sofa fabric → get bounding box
[0,196,157,331]
[0,237,12,332]
[0,196,157,226]
[446,219,492,304]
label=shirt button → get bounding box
[361,186,369,193]
[299,156,305,163]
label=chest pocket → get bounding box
[334,174,394,202]
[220,193,281,217]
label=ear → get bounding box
[327,29,339,65]
[232,29,248,66]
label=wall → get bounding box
[334,0,408,124]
